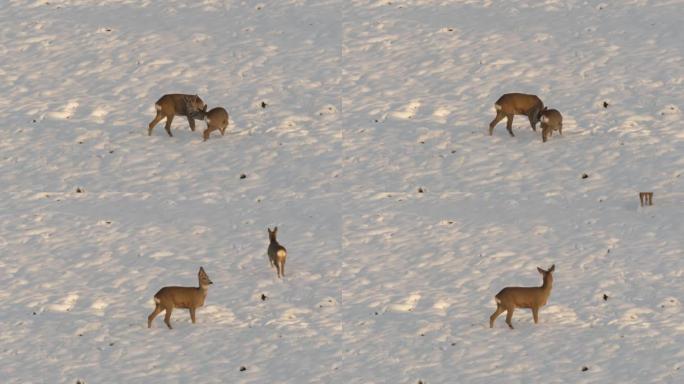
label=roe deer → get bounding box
[267,227,287,279]
[148,94,207,137]
[490,264,555,329]
[147,267,213,329]
[197,107,229,141]
[540,107,563,143]
[489,93,544,137]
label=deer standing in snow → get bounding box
[197,106,229,141]
[488,93,544,137]
[148,94,207,137]
[147,267,213,329]
[267,227,287,279]
[539,107,563,143]
[490,264,555,329]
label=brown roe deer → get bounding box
[490,264,555,329]
[198,107,229,141]
[267,227,287,279]
[488,93,544,137]
[147,267,213,329]
[148,94,207,137]
[540,107,563,143]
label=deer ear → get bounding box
[548,264,555,272]
[537,267,545,274]
[274,226,278,233]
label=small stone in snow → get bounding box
[261,294,267,301]
[261,101,267,109]
[582,173,589,179]
[603,101,609,108]
[240,366,247,372]
[603,294,609,301]
[582,366,589,372]
[240,174,247,179]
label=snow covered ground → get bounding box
[0,0,682,383]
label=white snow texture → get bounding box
[1,0,683,383]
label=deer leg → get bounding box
[164,115,174,137]
[163,306,174,329]
[147,303,162,328]
[203,126,216,141]
[280,260,285,278]
[187,116,196,132]
[148,112,164,136]
[490,304,505,328]
[559,124,563,136]
[528,112,538,132]
[532,307,539,324]
[505,114,515,137]
[542,126,550,143]
[220,123,227,136]
[189,308,196,324]
[505,307,515,329]
[488,111,505,136]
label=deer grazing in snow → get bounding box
[539,107,563,143]
[488,93,544,137]
[267,227,287,279]
[490,264,555,329]
[147,267,213,329]
[148,94,207,137]
[197,106,229,141]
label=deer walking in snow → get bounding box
[148,94,207,137]
[488,93,544,137]
[267,227,287,279]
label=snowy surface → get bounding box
[1,0,683,383]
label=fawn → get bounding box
[267,227,287,279]
[489,93,544,137]
[490,265,555,329]
[197,107,229,141]
[147,267,213,329]
[148,94,207,137]
[540,107,563,143]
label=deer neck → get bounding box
[540,276,553,295]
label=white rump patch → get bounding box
[495,297,501,304]
[155,104,162,111]
[541,116,549,123]
[154,297,160,304]
[206,117,211,124]
[495,103,502,111]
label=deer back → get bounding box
[205,107,229,129]
[496,93,544,115]
[154,286,207,309]
[156,94,206,117]
[540,108,563,127]
[496,286,550,309]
